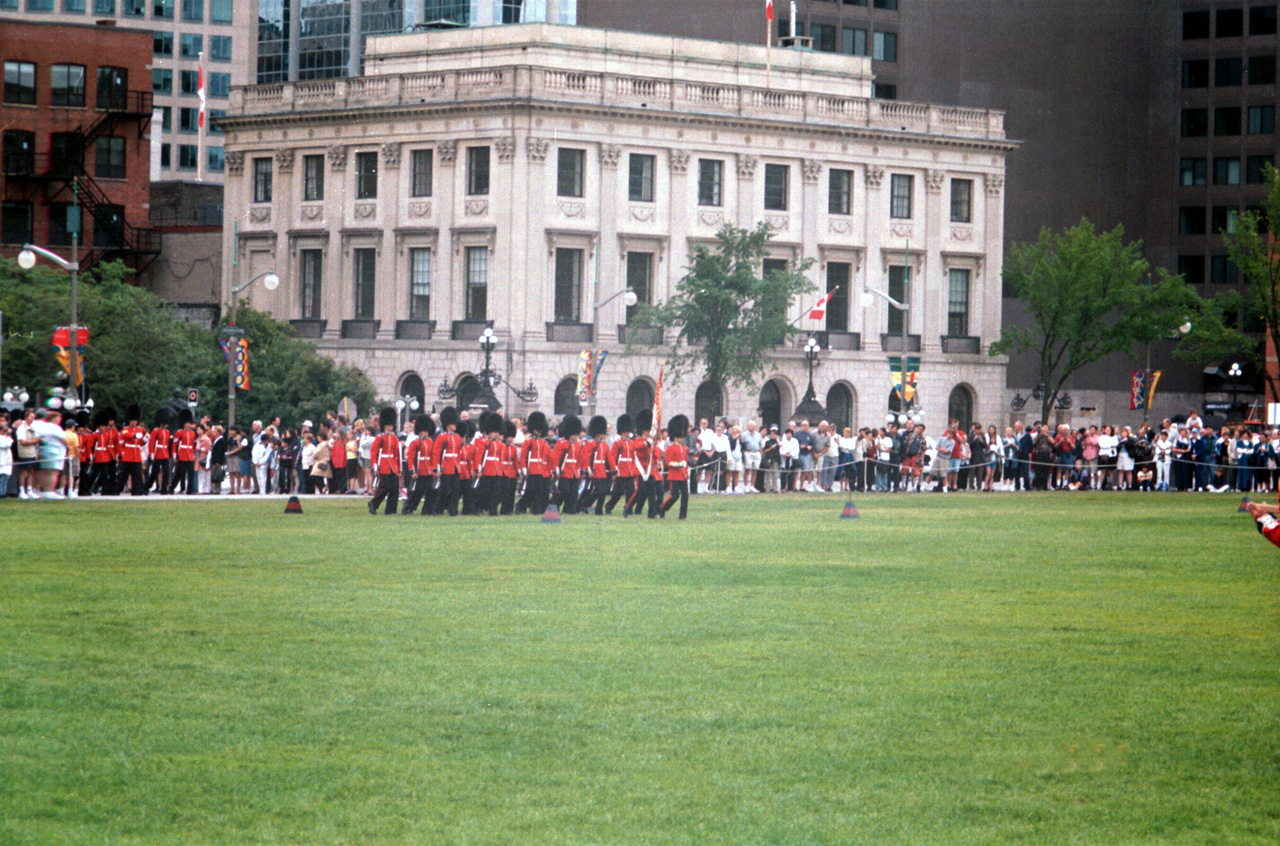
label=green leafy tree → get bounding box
[634,222,816,393]
[992,219,1245,422]
[1225,162,1280,404]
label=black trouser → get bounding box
[501,476,517,515]
[606,476,635,514]
[662,478,689,519]
[169,460,196,494]
[631,476,662,518]
[436,473,461,515]
[477,474,502,516]
[403,474,435,514]
[461,478,478,514]
[516,474,550,515]
[90,461,117,495]
[117,461,145,496]
[578,477,609,514]
[369,471,399,515]
[276,460,293,494]
[333,465,347,494]
[145,458,170,494]
[554,476,580,514]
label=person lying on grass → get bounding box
[1245,500,1280,548]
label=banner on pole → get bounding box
[220,337,250,390]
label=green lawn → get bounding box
[1,493,1277,845]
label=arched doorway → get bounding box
[626,378,654,419]
[948,384,974,431]
[554,376,582,416]
[695,381,723,424]
[758,379,787,431]
[826,383,855,432]
[399,372,425,411]
[455,375,481,412]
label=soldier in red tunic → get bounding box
[577,415,612,515]
[1246,500,1280,549]
[661,414,691,519]
[145,408,172,495]
[515,411,553,515]
[367,407,401,515]
[89,407,119,495]
[605,413,637,516]
[401,414,438,515]
[551,414,583,514]
[116,404,148,495]
[628,409,662,519]
[433,406,464,516]
[168,409,197,494]
[500,420,519,515]
[76,411,95,497]
[458,420,478,515]
[476,412,506,516]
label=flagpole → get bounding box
[766,0,773,89]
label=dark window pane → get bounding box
[1182,59,1209,88]
[1218,8,1244,37]
[1251,5,1278,35]
[1249,55,1275,84]
[764,163,789,211]
[1178,255,1206,284]
[1184,10,1210,38]
[1182,108,1209,136]
[1179,206,1206,235]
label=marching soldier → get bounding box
[551,414,583,514]
[459,420,478,515]
[401,414,438,515]
[168,410,197,494]
[515,411,552,515]
[628,409,662,519]
[433,406,464,516]
[76,411,94,497]
[145,408,172,494]
[89,407,119,495]
[476,412,505,516]
[500,420,519,515]
[367,407,401,515]
[577,415,611,515]
[661,414,691,519]
[605,413,637,516]
[116,404,148,496]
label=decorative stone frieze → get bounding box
[737,155,758,179]
[495,137,517,162]
[866,166,885,189]
[527,138,551,162]
[803,159,822,183]
[275,149,295,172]
[327,145,347,171]
[601,144,622,168]
[381,142,402,168]
[926,170,945,193]
[438,140,457,164]
[670,150,690,175]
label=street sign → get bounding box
[1203,401,1233,414]
[220,326,246,338]
[187,388,199,407]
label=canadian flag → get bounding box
[197,51,206,129]
[808,291,836,321]
[766,0,774,22]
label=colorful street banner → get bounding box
[652,366,663,435]
[593,349,608,387]
[889,356,919,404]
[577,349,593,403]
[1147,370,1162,409]
[1130,369,1148,411]
[220,337,250,390]
[51,326,88,387]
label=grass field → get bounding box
[1,492,1278,845]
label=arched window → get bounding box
[399,373,425,412]
[554,376,582,416]
[948,384,974,431]
[626,378,654,419]
[759,380,784,431]
[456,375,481,412]
[826,383,855,433]
[695,381,723,424]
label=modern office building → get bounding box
[220,23,1013,429]
[1,18,159,271]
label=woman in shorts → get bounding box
[1096,424,1118,490]
[725,425,744,493]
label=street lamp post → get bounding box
[861,282,920,424]
[1142,320,1192,424]
[1228,361,1243,419]
[394,393,421,431]
[793,336,825,420]
[19,189,81,403]
[589,287,638,416]
[225,269,279,429]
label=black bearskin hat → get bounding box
[75,410,90,428]
[93,408,110,428]
[634,408,652,435]
[559,414,582,439]
[177,408,193,426]
[125,403,142,424]
[668,414,689,441]
[103,406,118,425]
[503,420,517,440]
[588,415,608,438]
[413,414,436,438]
[616,414,634,436]
[379,407,398,429]
[484,411,504,435]
[526,411,548,437]
[440,406,459,430]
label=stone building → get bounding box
[219,23,1014,431]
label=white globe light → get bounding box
[262,272,280,291]
[623,289,639,308]
[898,413,909,425]
[84,398,94,409]
[64,396,78,410]
[395,399,406,411]
[1179,321,1192,335]
[410,399,420,411]
[16,249,36,270]
[18,391,29,404]
[886,414,896,425]
[859,290,875,309]
[47,397,62,410]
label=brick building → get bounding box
[1,18,158,272]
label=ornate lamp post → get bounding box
[793,335,825,420]
[224,269,279,429]
[861,283,921,426]
[19,220,82,403]
[1228,361,1243,418]
[440,326,539,413]
[394,393,421,431]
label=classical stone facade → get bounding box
[219,23,1015,431]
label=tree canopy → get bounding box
[634,222,816,393]
[1225,162,1280,404]
[991,219,1246,422]
[0,258,375,428]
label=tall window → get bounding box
[554,248,584,322]
[154,0,174,16]
[1,201,33,245]
[181,0,200,20]
[890,174,913,218]
[826,262,850,332]
[2,130,35,176]
[764,163,789,211]
[94,136,126,179]
[96,66,127,110]
[1248,155,1274,183]
[557,148,585,198]
[1215,107,1242,136]
[628,153,654,202]
[4,61,36,105]
[1250,55,1276,84]
[300,249,322,319]
[697,159,723,206]
[1182,59,1209,88]
[180,33,203,58]
[842,28,867,56]
[887,265,909,335]
[48,203,73,246]
[210,35,232,62]
[153,69,172,94]
[626,251,653,323]
[1214,157,1242,185]
[154,31,173,56]
[355,151,377,199]
[1181,157,1207,186]
[93,204,123,247]
[253,157,272,203]
[1248,105,1275,135]
[947,269,970,336]
[1181,108,1209,137]
[303,154,324,201]
[353,248,376,319]
[51,64,86,107]
[411,149,432,197]
[829,168,852,215]
[950,178,972,223]
[409,248,431,319]
[209,0,230,22]
[465,246,488,320]
[466,146,489,195]
[501,0,522,22]
[179,107,199,132]
[178,144,198,169]
[872,31,897,62]
[49,133,81,174]
[1215,57,1242,87]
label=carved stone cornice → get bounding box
[670,150,690,175]
[275,149,294,173]
[601,144,622,168]
[737,155,758,179]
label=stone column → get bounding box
[597,143,622,343]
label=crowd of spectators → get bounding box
[1,402,1270,500]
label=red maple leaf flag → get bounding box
[766,0,774,22]
[808,291,835,321]
[197,51,206,129]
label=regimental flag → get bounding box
[51,326,88,386]
[653,366,663,436]
[808,290,836,321]
[220,337,250,390]
[197,51,207,128]
[577,349,594,403]
[889,356,919,404]
[766,0,774,22]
